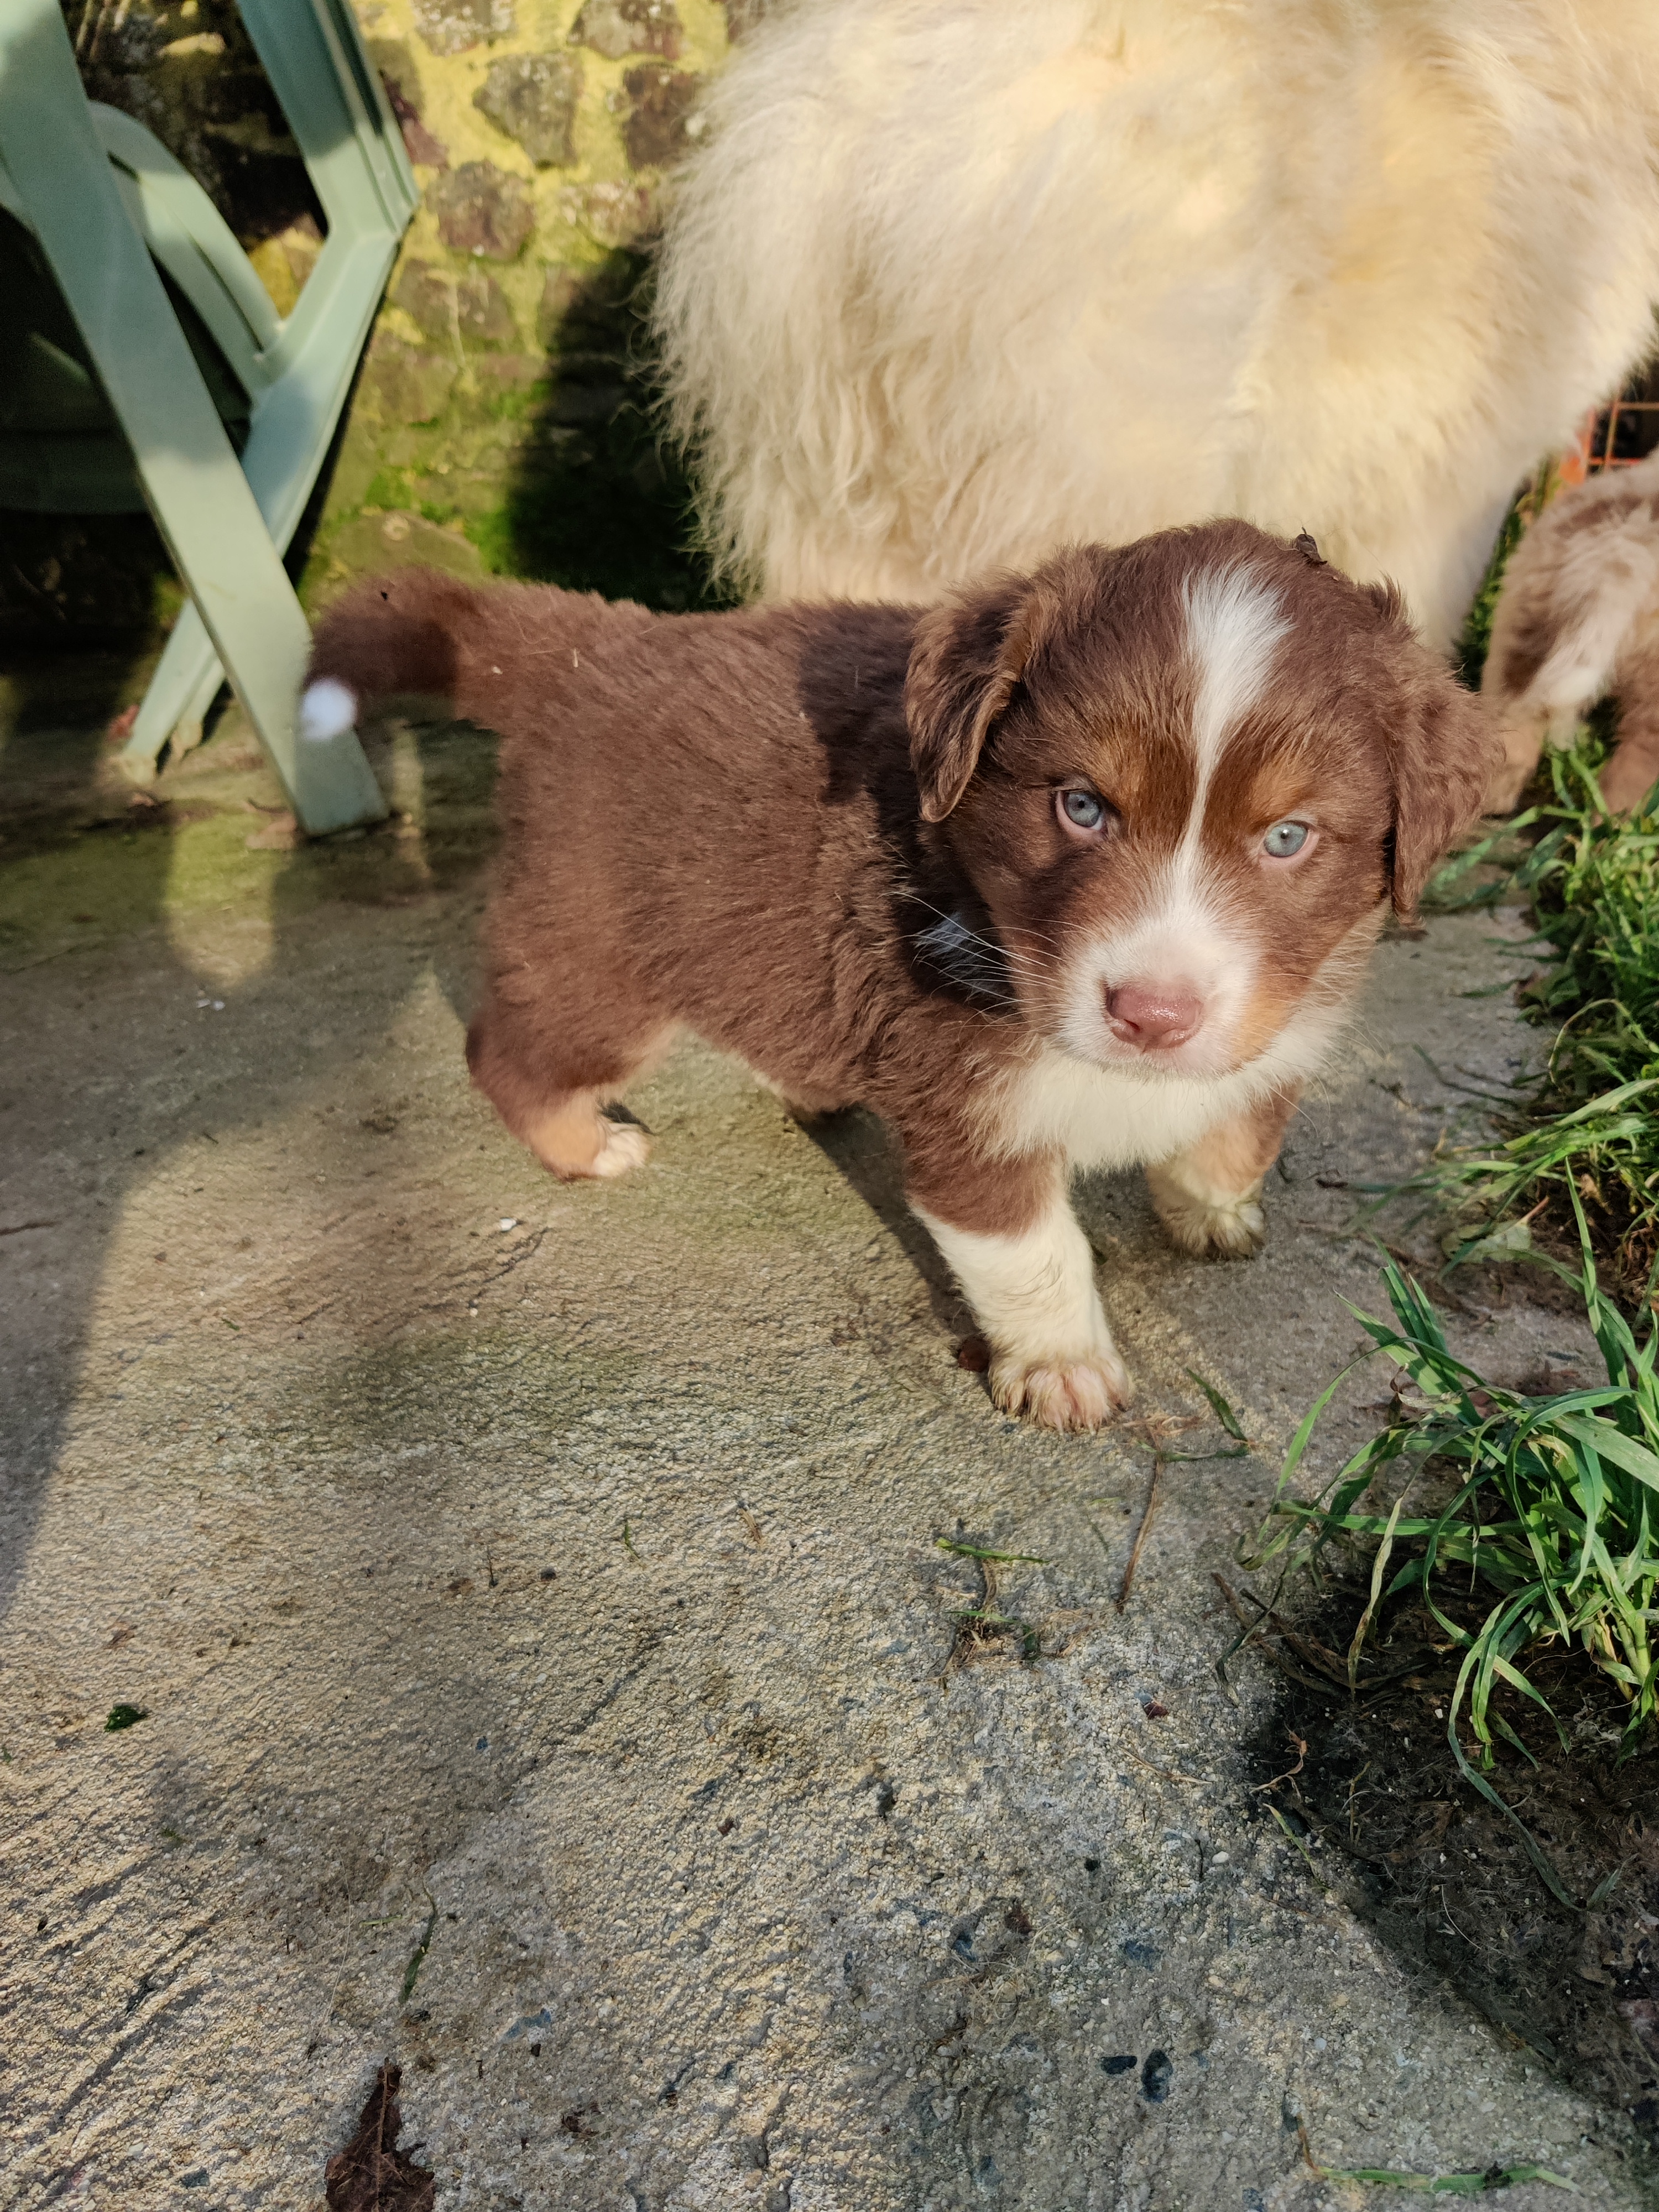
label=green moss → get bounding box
[462,506,517,577]
[363,468,413,512]
[300,257,732,614]
[479,379,547,427]
[153,573,189,631]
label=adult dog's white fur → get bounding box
[655,0,1659,650]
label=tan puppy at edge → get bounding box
[1484,447,1659,815]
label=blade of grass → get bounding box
[1348,1490,1408,1689]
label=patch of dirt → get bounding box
[1241,1587,1659,2166]
[324,2063,435,2212]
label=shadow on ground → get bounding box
[1240,1574,1659,2162]
[0,222,719,1621]
[5,294,1657,2198]
[0,680,495,1615]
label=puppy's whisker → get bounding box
[907,898,1063,983]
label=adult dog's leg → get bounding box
[910,1150,1131,1432]
[1146,1086,1302,1258]
[1603,632,1659,814]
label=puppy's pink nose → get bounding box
[1106,981,1203,1051]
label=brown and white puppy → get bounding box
[301,521,1494,1430]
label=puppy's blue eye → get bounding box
[1061,789,1105,830]
[1262,820,1310,858]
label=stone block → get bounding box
[410,0,514,58]
[469,355,546,401]
[555,181,659,248]
[457,274,519,348]
[385,83,450,169]
[395,263,519,349]
[410,469,508,521]
[380,428,427,468]
[368,38,449,168]
[620,64,702,170]
[430,163,536,260]
[317,435,385,525]
[392,259,452,342]
[473,53,582,169]
[362,336,461,425]
[569,0,682,61]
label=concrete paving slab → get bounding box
[0,711,1648,2211]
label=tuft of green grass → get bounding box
[400,1895,439,2005]
[1419,734,1659,1302]
[1298,2118,1572,2195]
[1245,1197,1659,1903]
[935,1538,1048,1564]
[104,1704,148,1731]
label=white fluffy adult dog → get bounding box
[655,0,1659,651]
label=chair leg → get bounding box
[0,1,386,837]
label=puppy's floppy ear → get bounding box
[905,577,1039,822]
[1386,655,1501,923]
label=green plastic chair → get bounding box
[0,0,418,833]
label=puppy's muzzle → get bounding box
[1104,979,1204,1053]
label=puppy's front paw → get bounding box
[1146,1162,1266,1259]
[990,1347,1134,1432]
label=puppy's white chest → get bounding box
[999,1051,1239,1171]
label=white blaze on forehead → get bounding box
[1180,564,1290,841]
[1056,563,1287,1076]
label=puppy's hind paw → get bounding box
[1146,1164,1265,1259]
[990,1348,1134,1433]
[526,1100,651,1181]
[587,1118,651,1180]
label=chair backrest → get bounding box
[0,0,416,517]
[0,165,253,514]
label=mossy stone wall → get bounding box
[310,0,739,611]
